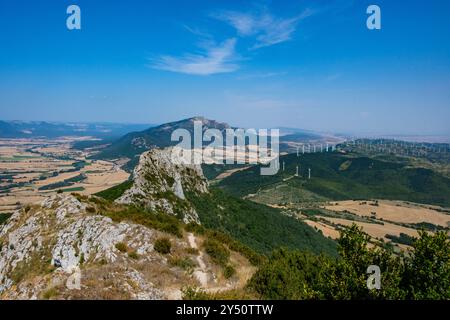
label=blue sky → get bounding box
[0,0,449,135]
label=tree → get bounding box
[402,230,450,299]
[249,224,449,300]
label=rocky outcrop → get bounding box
[116,147,209,224]
[0,194,188,299]
[0,192,254,300]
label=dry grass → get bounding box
[304,219,340,239]
[319,216,419,241]
[324,200,449,227]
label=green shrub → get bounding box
[186,247,199,255]
[182,286,210,300]
[0,213,12,225]
[102,206,182,238]
[204,239,230,266]
[169,256,196,271]
[154,238,171,254]
[223,265,236,279]
[95,180,133,201]
[42,287,59,300]
[115,242,128,252]
[182,286,255,300]
[86,206,96,213]
[128,250,139,260]
[79,253,85,264]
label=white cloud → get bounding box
[215,11,257,36]
[214,8,314,49]
[150,38,239,75]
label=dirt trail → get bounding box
[187,233,209,286]
[187,233,256,294]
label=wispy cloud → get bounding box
[150,6,315,75]
[213,8,314,49]
[182,24,212,39]
[150,38,239,75]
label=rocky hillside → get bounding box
[0,194,254,300]
[116,147,209,224]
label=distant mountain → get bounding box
[277,127,344,153]
[93,116,231,160]
[0,120,153,139]
[278,127,324,138]
[93,116,339,161]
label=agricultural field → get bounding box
[297,200,449,252]
[0,138,129,214]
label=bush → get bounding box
[115,242,128,253]
[0,213,12,225]
[186,247,199,255]
[223,265,236,279]
[102,206,182,238]
[128,250,139,260]
[182,286,255,300]
[204,239,230,266]
[42,287,59,300]
[154,238,171,254]
[169,256,196,271]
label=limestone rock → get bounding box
[116,147,209,224]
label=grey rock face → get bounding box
[0,194,184,299]
[116,147,209,224]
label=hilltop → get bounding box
[92,117,231,161]
[115,147,209,224]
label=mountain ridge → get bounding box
[92,116,232,161]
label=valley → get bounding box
[0,118,449,300]
[0,138,129,215]
[217,149,450,252]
